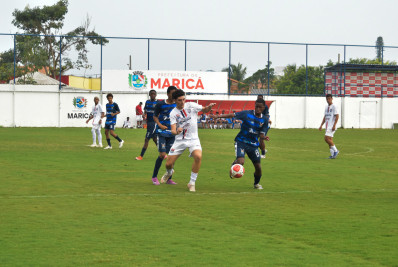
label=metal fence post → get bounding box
[100,37,103,103]
[59,36,62,90]
[184,40,187,71]
[344,45,346,97]
[228,41,231,95]
[147,38,150,70]
[267,42,270,96]
[13,34,16,84]
[305,44,308,96]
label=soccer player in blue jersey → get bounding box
[104,93,124,150]
[151,86,177,185]
[213,98,270,189]
[136,90,158,160]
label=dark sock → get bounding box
[261,150,266,155]
[140,148,147,157]
[115,135,122,142]
[254,174,261,185]
[152,156,163,178]
[107,139,111,146]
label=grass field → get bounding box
[0,127,397,266]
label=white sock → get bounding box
[96,129,102,145]
[331,145,337,152]
[91,128,96,144]
[330,148,334,156]
[189,172,198,185]
[167,168,173,175]
[210,125,212,129]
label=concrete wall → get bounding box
[1,84,397,128]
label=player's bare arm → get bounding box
[211,113,235,119]
[319,116,325,131]
[201,103,216,113]
[170,124,183,135]
[154,116,167,130]
[259,133,270,141]
[332,114,339,131]
[111,111,120,117]
[86,114,93,124]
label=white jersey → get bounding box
[91,104,104,125]
[324,104,339,131]
[170,102,203,141]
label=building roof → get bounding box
[325,63,398,72]
[10,72,65,85]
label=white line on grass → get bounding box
[0,188,396,199]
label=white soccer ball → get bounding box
[230,164,245,179]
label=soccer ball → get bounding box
[230,164,245,178]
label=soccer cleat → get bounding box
[327,155,334,159]
[166,179,177,185]
[98,144,103,148]
[161,169,174,183]
[187,183,196,192]
[90,143,97,147]
[261,155,266,159]
[254,184,263,190]
[104,146,112,150]
[152,177,160,185]
[333,150,340,159]
[135,156,143,160]
[119,140,124,148]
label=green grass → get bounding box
[0,127,397,266]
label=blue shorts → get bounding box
[145,122,157,139]
[235,141,261,164]
[157,135,175,153]
[104,123,115,130]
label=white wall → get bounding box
[1,85,397,129]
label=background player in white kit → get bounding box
[161,89,215,192]
[86,96,105,147]
[319,94,340,159]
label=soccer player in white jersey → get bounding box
[86,96,105,147]
[319,94,340,159]
[160,89,215,192]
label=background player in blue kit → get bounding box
[151,86,177,185]
[257,94,272,158]
[104,93,124,150]
[136,90,158,160]
[212,98,270,189]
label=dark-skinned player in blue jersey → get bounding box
[104,93,124,150]
[211,98,270,189]
[136,90,158,160]
[151,86,177,185]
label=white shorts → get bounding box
[92,124,101,130]
[136,115,143,121]
[325,129,336,137]
[169,139,202,157]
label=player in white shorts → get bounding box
[160,89,215,192]
[319,94,340,159]
[86,96,105,147]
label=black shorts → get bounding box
[235,141,261,164]
[146,122,157,139]
[104,123,115,130]
[157,135,175,153]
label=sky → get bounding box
[1,0,398,76]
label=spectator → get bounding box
[136,102,143,128]
[123,117,132,128]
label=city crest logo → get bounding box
[129,71,148,90]
[73,96,87,109]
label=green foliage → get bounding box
[0,128,397,265]
[10,0,108,78]
[276,64,325,95]
[375,36,384,61]
[244,62,276,89]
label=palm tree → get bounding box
[222,63,247,82]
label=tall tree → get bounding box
[12,0,108,78]
[375,36,384,62]
[245,62,275,89]
[222,63,247,82]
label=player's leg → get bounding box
[161,136,177,184]
[325,134,339,158]
[91,127,97,146]
[162,152,182,184]
[152,136,167,185]
[104,127,112,149]
[187,149,202,192]
[259,138,267,158]
[110,128,124,148]
[246,146,263,189]
[96,127,102,147]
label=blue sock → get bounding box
[115,135,122,142]
[107,139,111,146]
[152,156,163,178]
[261,150,266,155]
[140,148,147,157]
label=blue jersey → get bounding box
[105,102,120,125]
[154,100,176,137]
[234,110,269,147]
[144,99,158,123]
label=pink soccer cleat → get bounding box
[152,177,160,185]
